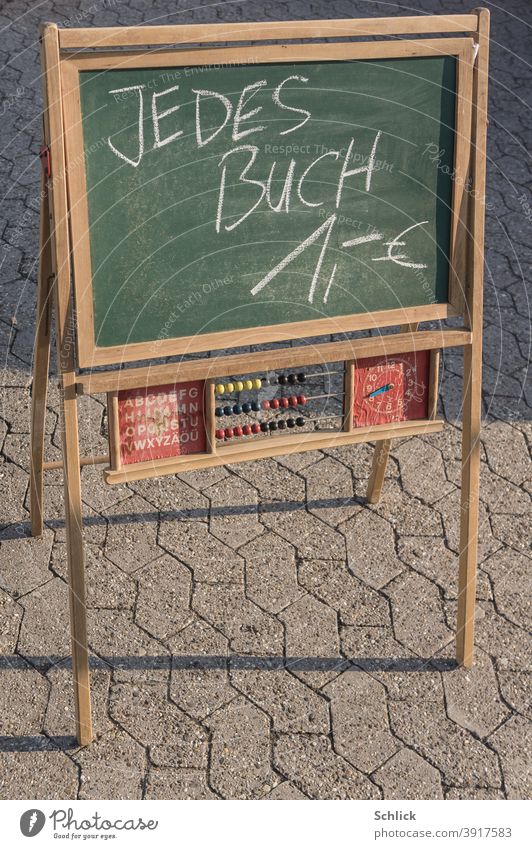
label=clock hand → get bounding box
[366,383,394,398]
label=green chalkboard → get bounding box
[78,56,456,350]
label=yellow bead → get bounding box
[215,383,225,395]
[225,382,234,393]
[234,381,244,392]
[252,378,262,389]
[244,379,253,390]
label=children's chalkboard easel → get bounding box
[31,10,489,744]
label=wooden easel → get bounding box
[30,11,489,745]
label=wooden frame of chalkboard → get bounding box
[30,10,490,745]
[60,37,474,367]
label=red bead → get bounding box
[271,398,280,409]
[251,423,261,434]
[215,428,225,439]
[224,427,234,439]
[297,394,307,406]
[262,399,270,410]
[243,424,252,436]
[280,397,290,408]
[234,425,243,437]
[289,395,298,407]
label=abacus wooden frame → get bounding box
[30,10,489,746]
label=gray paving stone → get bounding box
[482,422,530,486]
[261,504,346,560]
[0,662,49,736]
[206,696,273,799]
[372,748,443,799]
[74,728,146,800]
[304,455,360,526]
[88,609,167,666]
[488,715,532,799]
[263,780,308,799]
[17,577,71,661]
[397,535,492,601]
[110,680,207,768]
[240,530,303,613]
[445,787,505,800]
[0,587,22,651]
[274,734,380,799]
[205,474,263,549]
[159,519,244,583]
[280,593,344,688]
[135,553,193,641]
[105,495,159,573]
[233,457,306,501]
[44,661,112,739]
[44,486,107,548]
[369,479,444,536]
[131,474,209,520]
[394,438,456,505]
[194,583,283,655]
[324,671,398,772]
[472,601,532,672]
[0,463,28,524]
[343,510,402,589]
[385,570,454,657]
[496,668,531,719]
[52,543,136,610]
[231,667,329,733]
[482,548,531,629]
[490,512,532,553]
[145,769,217,799]
[276,450,323,472]
[169,617,238,720]
[80,464,131,512]
[0,750,79,799]
[298,559,390,626]
[443,648,510,738]
[177,467,229,491]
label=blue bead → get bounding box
[242,402,252,413]
[233,404,242,414]
[251,401,260,412]
[215,407,223,417]
[223,406,232,416]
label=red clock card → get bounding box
[353,351,430,427]
[117,381,206,465]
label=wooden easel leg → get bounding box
[60,372,93,744]
[30,179,53,537]
[366,439,391,503]
[456,344,481,667]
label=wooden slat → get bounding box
[41,22,93,746]
[105,418,444,484]
[77,328,471,395]
[366,439,392,504]
[43,454,110,471]
[204,379,216,455]
[58,16,480,49]
[428,349,440,420]
[456,8,490,669]
[343,361,355,433]
[106,391,121,471]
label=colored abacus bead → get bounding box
[234,425,243,437]
[225,427,234,439]
[242,402,252,414]
[243,424,252,436]
[278,374,288,385]
[252,378,262,389]
[223,405,232,416]
[262,399,271,410]
[278,419,287,429]
[288,373,297,384]
[234,381,244,392]
[269,421,278,431]
[270,398,280,409]
[215,428,225,439]
[260,422,269,432]
[215,407,223,417]
[244,379,254,390]
[233,404,242,415]
[251,423,261,434]
[297,373,306,383]
[280,397,290,408]
[289,395,298,407]
[251,401,260,412]
[287,418,295,428]
[296,417,305,427]
[297,394,307,406]
[215,383,225,395]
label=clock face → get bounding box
[353,351,430,427]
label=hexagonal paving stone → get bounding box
[0,587,22,651]
[80,463,131,512]
[240,531,302,614]
[193,583,283,655]
[0,525,53,598]
[368,479,444,536]
[385,570,453,658]
[342,510,402,589]
[132,474,209,520]
[324,670,398,772]
[135,553,193,641]
[159,519,244,583]
[44,660,112,739]
[145,769,216,799]
[169,617,238,720]
[233,457,306,502]
[17,578,71,664]
[304,456,360,526]
[0,661,49,736]
[263,781,308,799]
[473,601,532,671]
[396,535,491,601]
[105,495,159,573]
[279,593,344,688]
[299,559,390,626]
[88,609,167,668]
[177,467,229,491]
[0,464,29,525]
[373,748,443,799]
[482,422,529,486]
[109,680,207,768]
[488,715,532,799]
[274,733,379,799]
[394,437,455,505]
[0,750,79,799]
[443,648,510,738]
[260,504,345,560]
[205,474,263,548]
[490,512,532,553]
[74,728,146,799]
[51,543,136,610]
[206,696,273,799]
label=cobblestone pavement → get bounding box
[0,0,530,800]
